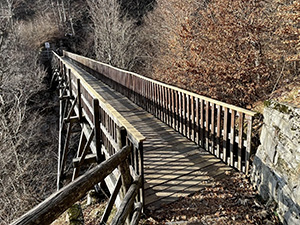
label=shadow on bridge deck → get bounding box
[63,57,234,210]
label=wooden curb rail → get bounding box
[10,146,131,225]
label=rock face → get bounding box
[251,101,300,225]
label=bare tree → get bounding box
[87,0,141,70]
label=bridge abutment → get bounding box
[251,101,300,225]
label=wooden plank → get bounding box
[186,94,190,139]
[178,92,183,134]
[183,93,187,136]
[72,130,87,181]
[216,105,221,158]
[73,154,97,167]
[230,110,236,167]
[130,203,142,225]
[195,98,200,144]
[200,99,204,147]
[171,89,175,129]
[238,112,244,171]
[223,107,228,163]
[100,176,122,225]
[191,96,195,142]
[93,99,103,162]
[211,103,215,154]
[205,101,209,150]
[245,115,253,174]
[77,79,83,121]
[111,177,142,225]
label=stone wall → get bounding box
[251,101,300,224]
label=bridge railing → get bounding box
[64,51,256,174]
[52,52,145,221]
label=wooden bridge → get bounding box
[12,51,255,225]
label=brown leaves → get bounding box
[142,0,300,108]
[142,172,280,224]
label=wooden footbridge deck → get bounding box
[62,56,235,209]
[12,51,256,225]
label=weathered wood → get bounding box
[230,110,236,167]
[73,154,97,168]
[63,51,256,117]
[205,101,209,149]
[77,79,83,121]
[238,112,244,171]
[93,99,103,162]
[216,105,221,158]
[111,177,142,225]
[200,99,204,147]
[59,122,72,182]
[100,176,122,225]
[245,115,253,174]
[191,96,195,142]
[11,146,131,225]
[118,127,132,195]
[211,103,215,154]
[223,107,229,163]
[130,202,142,225]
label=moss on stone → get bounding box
[67,204,84,225]
[265,100,291,114]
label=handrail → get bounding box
[63,51,255,117]
[52,51,145,208]
[10,146,132,225]
[64,50,256,174]
[53,51,146,147]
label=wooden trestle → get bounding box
[11,50,256,225]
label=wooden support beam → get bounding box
[100,176,122,225]
[59,95,74,100]
[64,116,80,124]
[111,176,142,225]
[59,122,72,182]
[73,154,97,168]
[72,130,87,181]
[11,146,132,225]
[93,99,103,162]
[130,203,142,225]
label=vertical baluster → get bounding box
[183,93,187,136]
[77,79,83,121]
[205,101,209,150]
[168,88,172,126]
[175,91,179,131]
[191,96,195,142]
[171,89,175,129]
[200,99,204,147]
[93,99,102,162]
[195,98,199,144]
[179,92,183,134]
[159,85,163,120]
[216,105,221,158]
[230,110,236,167]
[211,103,215,154]
[245,115,252,175]
[238,112,244,171]
[165,88,169,125]
[186,95,190,139]
[223,107,228,163]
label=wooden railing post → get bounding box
[117,127,132,225]
[93,99,103,163]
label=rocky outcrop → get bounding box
[251,101,300,225]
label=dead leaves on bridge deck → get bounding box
[142,172,280,225]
